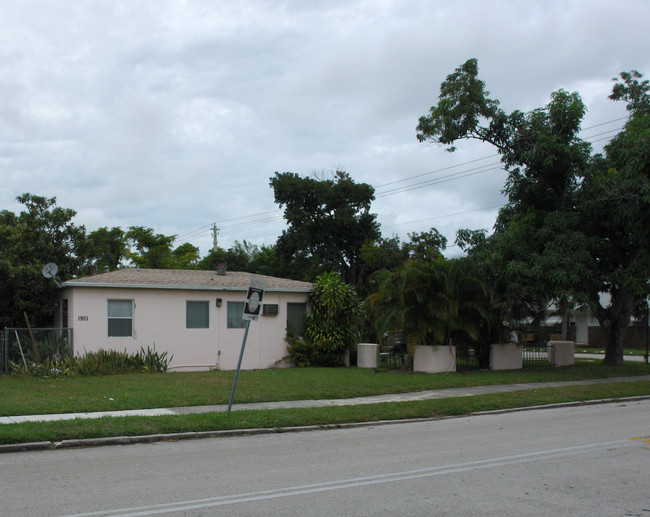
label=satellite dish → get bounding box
[42,263,59,279]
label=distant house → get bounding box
[55,268,312,371]
[532,293,649,348]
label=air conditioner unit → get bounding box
[262,304,279,316]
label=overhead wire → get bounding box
[176,225,211,242]
[380,204,505,230]
[373,154,497,189]
[375,163,504,198]
[179,114,628,245]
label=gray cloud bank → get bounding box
[1,0,648,255]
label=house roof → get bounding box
[61,268,313,293]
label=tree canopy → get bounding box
[85,226,127,273]
[270,170,380,287]
[0,194,87,327]
[418,59,650,364]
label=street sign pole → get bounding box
[227,277,266,415]
[227,319,250,414]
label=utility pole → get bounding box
[211,223,219,252]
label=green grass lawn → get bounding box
[1,362,648,416]
[2,380,649,446]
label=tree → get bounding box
[404,228,447,262]
[270,170,380,287]
[417,59,650,364]
[125,226,177,269]
[85,226,127,272]
[197,241,289,277]
[575,71,650,363]
[455,227,548,337]
[287,272,363,366]
[367,256,488,367]
[171,242,201,269]
[0,194,87,327]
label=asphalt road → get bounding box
[2,400,649,516]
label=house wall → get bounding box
[59,287,307,370]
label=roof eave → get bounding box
[60,282,312,293]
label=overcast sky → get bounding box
[2,0,648,258]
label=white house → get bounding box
[55,268,312,371]
[537,293,649,348]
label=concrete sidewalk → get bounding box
[2,374,649,425]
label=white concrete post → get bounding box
[413,345,456,373]
[490,343,523,370]
[357,343,380,368]
[548,341,575,366]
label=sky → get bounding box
[1,0,648,259]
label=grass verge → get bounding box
[1,381,649,445]
[1,363,648,416]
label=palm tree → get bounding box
[368,257,496,368]
[427,259,485,347]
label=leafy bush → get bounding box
[9,345,172,377]
[286,272,362,367]
[285,329,347,367]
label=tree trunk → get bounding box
[560,299,569,341]
[601,321,627,365]
[593,292,639,365]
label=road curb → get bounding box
[0,441,54,453]
[2,395,649,454]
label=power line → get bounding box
[176,225,211,242]
[218,215,285,231]
[581,116,627,131]
[373,154,497,189]
[375,164,504,198]
[214,209,281,224]
[381,204,504,230]
[178,114,628,245]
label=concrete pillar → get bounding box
[490,343,523,370]
[357,343,379,368]
[548,341,575,366]
[413,345,456,373]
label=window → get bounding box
[287,302,307,336]
[227,301,246,329]
[186,301,209,328]
[108,300,133,337]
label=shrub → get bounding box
[285,329,346,367]
[286,272,362,367]
[8,345,172,377]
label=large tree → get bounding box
[125,226,177,269]
[85,226,127,272]
[359,228,447,297]
[270,170,380,286]
[197,241,289,277]
[125,226,201,270]
[0,194,87,327]
[575,71,650,363]
[417,59,649,364]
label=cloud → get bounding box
[1,0,648,256]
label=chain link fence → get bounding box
[1,328,73,373]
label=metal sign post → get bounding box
[227,277,266,414]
